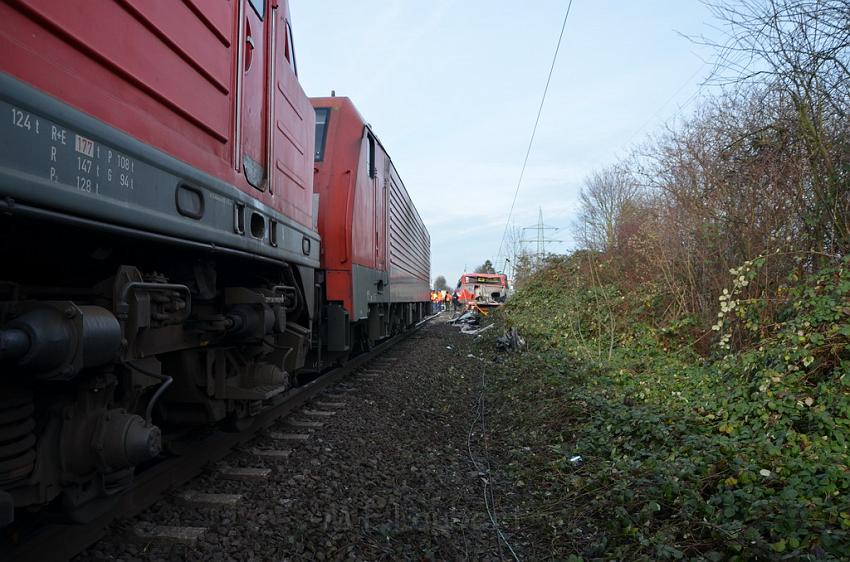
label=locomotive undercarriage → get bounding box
[0,218,313,525]
[350,301,430,353]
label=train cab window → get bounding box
[249,0,264,19]
[367,134,376,178]
[284,20,297,75]
[314,108,330,161]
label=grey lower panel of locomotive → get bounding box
[0,72,320,269]
[348,264,429,347]
[351,263,390,321]
[387,276,431,304]
[349,265,430,319]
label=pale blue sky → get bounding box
[290,1,717,286]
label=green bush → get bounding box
[491,256,850,560]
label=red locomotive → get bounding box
[0,1,429,525]
[312,96,430,352]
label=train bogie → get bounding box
[0,230,313,522]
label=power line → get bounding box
[620,62,707,149]
[496,0,574,262]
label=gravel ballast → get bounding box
[77,315,526,561]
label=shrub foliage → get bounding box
[493,254,850,560]
[490,4,850,557]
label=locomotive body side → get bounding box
[0,0,317,260]
[386,163,431,306]
[312,97,430,350]
[0,0,320,526]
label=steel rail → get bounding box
[2,316,433,562]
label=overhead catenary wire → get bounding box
[496,0,574,263]
[619,61,709,152]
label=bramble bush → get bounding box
[490,254,850,560]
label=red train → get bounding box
[0,1,429,525]
[312,97,430,352]
[456,273,509,308]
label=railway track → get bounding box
[2,315,437,562]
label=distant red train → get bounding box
[456,273,509,308]
[0,1,429,525]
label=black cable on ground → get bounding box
[467,367,521,562]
